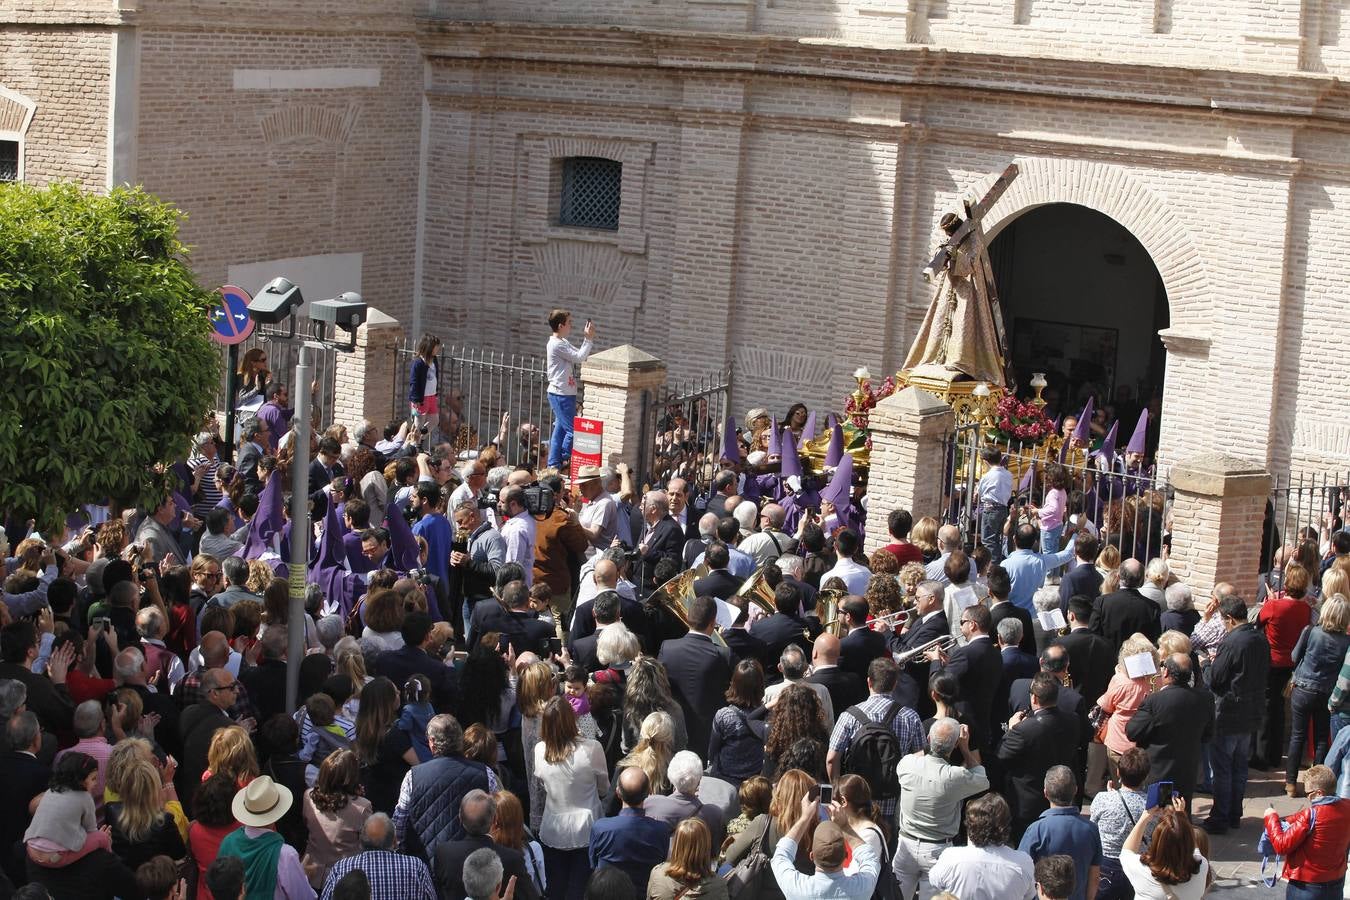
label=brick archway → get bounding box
[977,157,1213,331]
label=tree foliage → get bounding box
[0,182,220,530]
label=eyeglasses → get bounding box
[204,570,222,580]
[211,684,239,694]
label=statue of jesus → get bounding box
[902,211,1008,387]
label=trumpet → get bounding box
[894,635,958,666]
[869,606,916,629]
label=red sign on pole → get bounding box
[570,417,603,485]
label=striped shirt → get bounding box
[828,693,925,816]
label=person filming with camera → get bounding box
[499,486,539,587]
[545,308,595,470]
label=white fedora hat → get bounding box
[231,775,293,828]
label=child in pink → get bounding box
[24,752,112,867]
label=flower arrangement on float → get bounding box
[986,394,1055,445]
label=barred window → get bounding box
[558,157,621,231]
[0,141,16,183]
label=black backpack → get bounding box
[840,702,904,801]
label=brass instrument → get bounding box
[736,566,778,617]
[869,604,916,630]
[650,565,727,648]
[894,635,958,666]
[815,588,848,636]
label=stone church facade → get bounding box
[6,0,1350,476]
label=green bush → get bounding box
[0,182,220,531]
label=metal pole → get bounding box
[285,341,313,714]
[222,344,239,463]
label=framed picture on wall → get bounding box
[1010,317,1118,395]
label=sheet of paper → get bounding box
[1124,652,1158,679]
[1037,608,1066,630]
[714,597,738,632]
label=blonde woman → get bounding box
[1098,633,1159,778]
[203,724,259,787]
[107,759,186,870]
[1286,594,1350,795]
[647,818,728,900]
[104,737,188,841]
[332,638,370,720]
[245,559,274,596]
[722,768,817,893]
[618,711,677,796]
[912,516,940,563]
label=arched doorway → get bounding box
[988,203,1167,453]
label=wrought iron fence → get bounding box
[944,426,1171,563]
[214,318,339,444]
[1262,470,1349,584]
[392,341,558,468]
[638,368,733,496]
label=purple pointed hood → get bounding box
[242,474,285,559]
[312,500,361,620]
[1018,460,1036,494]
[1095,421,1119,462]
[825,417,845,468]
[1071,397,1094,443]
[385,498,421,573]
[801,411,817,444]
[780,427,802,479]
[821,453,853,510]
[721,417,740,464]
[1127,409,1149,455]
[767,418,781,457]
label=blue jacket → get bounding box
[588,808,671,894]
[1293,627,1350,695]
[408,357,437,405]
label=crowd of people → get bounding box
[1,317,1349,900]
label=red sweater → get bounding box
[1258,595,1313,668]
[1264,799,1350,884]
[881,541,924,566]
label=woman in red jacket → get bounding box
[1257,563,1316,769]
[1263,765,1350,899]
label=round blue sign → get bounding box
[210,285,255,345]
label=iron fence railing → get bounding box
[1262,471,1348,586]
[638,368,732,496]
[215,318,338,446]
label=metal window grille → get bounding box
[559,157,621,231]
[0,142,17,182]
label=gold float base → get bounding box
[895,369,1006,428]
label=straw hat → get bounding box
[574,465,603,483]
[231,775,293,828]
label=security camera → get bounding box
[310,292,367,335]
[247,277,304,325]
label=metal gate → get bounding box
[1263,470,1348,576]
[214,318,339,441]
[392,341,558,467]
[945,426,1170,562]
[638,367,732,496]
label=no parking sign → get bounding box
[209,285,255,345]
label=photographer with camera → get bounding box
[545,308,595,470]
[450,501,505,647]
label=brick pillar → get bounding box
[1168,454,1272,602]
[579,345,667,470]
[863,387,955,554]
[332,307,403,436]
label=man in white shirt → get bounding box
[740,503,798,568]
[575,466,618,557]
[764,644,835,728]
[895,717,991,899]
[976,448,1014,564]
[448,460,486,511]
[770,794,879,900]
[498,486,538,587]
[930,792,1036,900]
[545,308,595,469]
[822,528,870,595]
[926,524,977,587]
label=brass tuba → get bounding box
[650,564,732,648]
[736,565,779,618]
[815,588,848,637]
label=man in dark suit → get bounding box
[666,477,705,543]
[935,603,1003,754]
[373,612,458,712]
[704,470,738,522]
[987,566,1036,656]
[570,590,623,672]
[569,556,649,650]
[806,633,866,714]
[749,581,816,674]
[0,620,74,735]
[1055,596,1117,709]
[630,490,685,593]
[0,712,50,886]
[887,582,949,717]
[468,582,555,658]
[307,435,346,496]
[659,595,733,756]
[435,790,539,900]
[1058,533,1104,614]
[993,617,1039,739]
[236,416,267,492]
[683,512,718,569]
[238,627,289,728]
[692,543,742,601]
[1090,559,1161,647]
[589,768,672,893]
[721,595,768,665]
[177,667,238,813]
[1007,646,1090,795]
[838,597,887,683]
[1201,595,1268,833]
[1126,653,1215,811]
[997,673,1081,840]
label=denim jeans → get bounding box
[1286,876,1345,900]
[980,506,1009,564]
[547,392,577,469]
[1288,686,1332,784]
[1209,731,1252,828]
[1041,524,1065,575]
[1095,856,1132,900]
[1332,711,1350,746]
